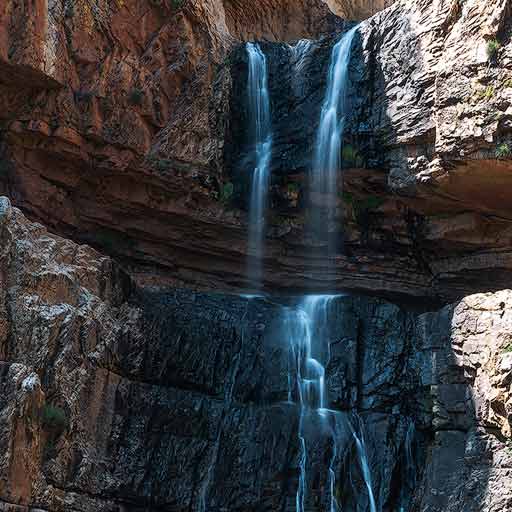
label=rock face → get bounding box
[0,0,510,302]
[0,199,510,511]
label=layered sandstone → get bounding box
[0,0,511,301]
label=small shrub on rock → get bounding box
[41,404,68,434]
[220,182,234,204]
[487,39,501,60]
[496,143,511,160]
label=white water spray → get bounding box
[283,295,340,511]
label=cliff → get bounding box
[0,198,510,511]
[0,0,510,301]
[1,1,512,510]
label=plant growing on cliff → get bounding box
[41,404,68,434]
[496,143,512,160]
[220,182,234,204]
[128,87,144,106]
[487,39,501,61]
[503,342,512,353]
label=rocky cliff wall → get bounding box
[0,198,510,511]
[1,0,511,302]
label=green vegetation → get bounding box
[343,192,385,226]
[287,182,300,196]
[483,85,495,100]
[487,39,501,60]
[474,85,495,101]
[220,181,234,204]
[496,143,512,160]
[502,342,512,353]
[172,0,184,9]
[504,79,512,89]
[342,144,363,167]
[41,404,68,434]
[128,87,144,106]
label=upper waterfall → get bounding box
[246,42,272,289]
[310,26,357,261]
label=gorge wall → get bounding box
[0,0,511,301]
[1,0,512,511]
[0,199,511,511]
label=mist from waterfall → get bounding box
[310,26,358,259]
[246,42,272,289]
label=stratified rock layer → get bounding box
[0,0,511,301]
[0,199,510,511]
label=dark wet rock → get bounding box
[0,204,510,511]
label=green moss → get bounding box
[287,182,300,195]
[496,143,512,160]
[41,405,68,434]
[342,144,364,167]
[220,181,234,204]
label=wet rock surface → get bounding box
[0,200,510,511]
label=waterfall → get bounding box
[310,26,357,257]
[284,295,340,511]
[246,42,272,288]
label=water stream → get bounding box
[246,42,272,288]
[310,26,358,257]
[242,26,385,512]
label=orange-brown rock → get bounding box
[0,0,511,303]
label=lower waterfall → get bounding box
[279,295,378,512]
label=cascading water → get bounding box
[241,27,386,512]
[284,295,339,511]
[246,42,272,288]
[310,26,358,258]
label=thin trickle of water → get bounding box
[400,420,416,511]
[246,42,272,288]
[352,418,378,512]
[311,26,358,254]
